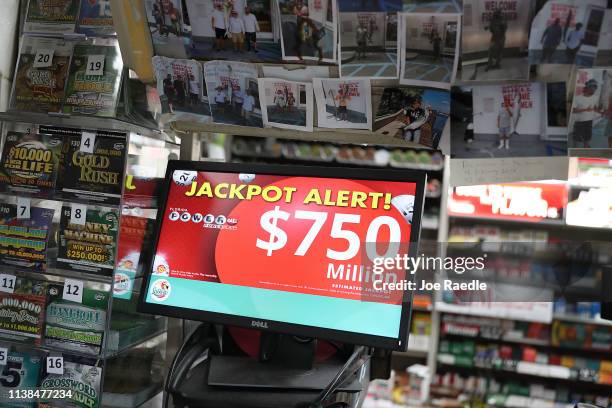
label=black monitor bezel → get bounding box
[138,160,427,351]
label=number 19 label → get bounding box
[86,55,105,76]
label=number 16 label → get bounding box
[86,54,105,76]
[47,356,64,374]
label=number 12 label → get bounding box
[63,279,84,303]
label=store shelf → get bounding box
[436,358,612,390]
[105,316,168,358]
[421,217,439,230]
[0,111,174,142]
[102,383,162,408]
[553,313,612,327]
[487,394,574,408]
[173,121,433,148]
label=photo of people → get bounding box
[259,78,313,131]
[152,56,210,118]
[400,13,460,88]
[145,0,189,58]
[277,0,337,63]
[184,0,282,62]
[374,86,450,149]
[450,83,568,158]
[313,78,372,129]
[528,0,607,68]
[404,0,462,13]
[337,0,402,78]
[568,68,611,150]
[204,60,263,127]
[461,0,535,81]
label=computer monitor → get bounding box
[139,161,426,351]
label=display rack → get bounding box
[424,164,612,406]
[0,112,179,407]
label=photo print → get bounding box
[403,0,462,13]
[184,0,282,62]
[460,0,535,81]
[400,12,460,88]
[313,78,372,129]
[145,0,189,58]
[374,86,450,149]
[568,68,611,150]
[259,78,313,131]
[528,0,607,68]
[277,0,337,63]
[337,0,403,78]
[450,82,568,158]
[204,60,262,127]
[152,56,210,119]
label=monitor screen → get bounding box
[139,161,426,350]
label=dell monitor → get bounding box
[139,161,426,351]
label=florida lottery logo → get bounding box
[150,279,171,301]
[173,170,197,186]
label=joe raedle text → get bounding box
[373,279,488,292]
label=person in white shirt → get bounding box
[211,3,227,52]
[242,89,256,122]
[565,23,585,64]
[228,10,245,52]
[243,7,260,52]
[214,85,227,114]
[188,74,200,107]
[572,79,600,148]
[497,103,513,149]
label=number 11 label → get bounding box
[86,54,105,76]
[0,274,16,294]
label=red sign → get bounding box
[153,171,418,305]
[448,183,568,222]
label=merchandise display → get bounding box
[0,0,609,407]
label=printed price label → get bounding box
[16,197,31,219]
[86,54,105,76]
[33,49,54,68]
[0,274,16,294]
[0,347,8,366]
[63,279,84,303]
[70,203,87,226]
[46,356,64,374]
[80,131,96,154]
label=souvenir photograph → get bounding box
[528,0,607,68]
[259,78,313,131]
[374,86,450,149]
[313,78,372,129]
[337,0,402,78]
[204,60,262,127]
[185,0,282,62]
[277,0,337,63]
[460,0,535,82]
[400,12,460,88]
[451,83,568,158]
[144,0,189,58]
[153,56,210,118]
[568,68,611,150]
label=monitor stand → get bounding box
[207,332,364,392]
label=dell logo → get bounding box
[251,320,269,329]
